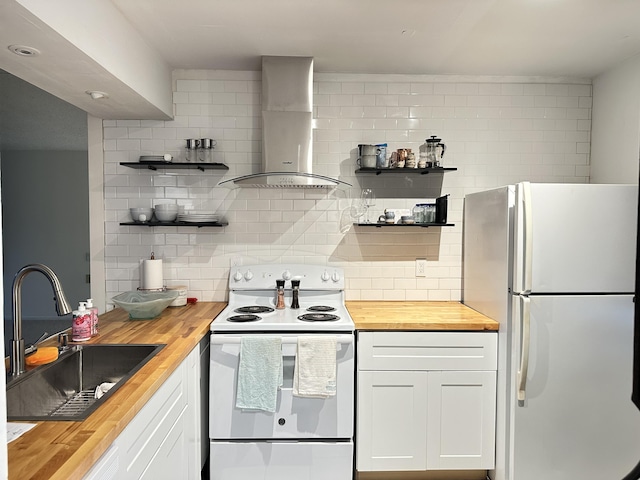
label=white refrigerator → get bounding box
[463,182,640,480]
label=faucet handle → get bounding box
[58,333,69,352]
[25,332,49,356]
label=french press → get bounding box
[425,135,447,167]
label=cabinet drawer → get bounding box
[358,332,497,371]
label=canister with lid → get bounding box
[414,203,436,223]
[412,204,425,223]
[166,285,188,306]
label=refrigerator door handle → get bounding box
[522,181,533,294]
[517,296,531,402]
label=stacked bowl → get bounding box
[130,207,154,223]
[154,203,179,222]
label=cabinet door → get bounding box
[139,409,187,480]
[426,370,496,470]
[357,370,428,471]
[117,363,187,479]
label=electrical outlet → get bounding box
[415,259,427,277]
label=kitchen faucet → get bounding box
[9,264,72,377]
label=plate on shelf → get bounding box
[177,212,220,223]
[139,154,173,163]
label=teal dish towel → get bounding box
[236,336,283,412]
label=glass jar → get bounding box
[423,203,436,223]
[412,204,425,223]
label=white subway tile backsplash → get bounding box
[365,83,388,95]
[375,95,399,107]
[568,84,592,96]
[478,84,502,95]
[176,79,201,92]
[103,71,592,303]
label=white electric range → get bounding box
[209,264,355,480]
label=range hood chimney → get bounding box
[219,56,350,188]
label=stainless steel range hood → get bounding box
[219,56,350,188]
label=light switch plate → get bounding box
[416,259,427,277]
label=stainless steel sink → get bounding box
[6,344,165,421]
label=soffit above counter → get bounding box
[0,0,173,120]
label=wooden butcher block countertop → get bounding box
[346,301,499,331]
[7,301,225,480]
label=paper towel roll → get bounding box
[142,259,164,290]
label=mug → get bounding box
[359,144,378,156]
[357,155,377,168]
[384,209,395,223]
[389,151,398,168]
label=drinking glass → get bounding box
[361,189,376,223]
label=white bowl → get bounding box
[154,203,179,211]
[130,207,154,222]
[155,211,178,222]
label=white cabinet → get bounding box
[426,370,496,470]
[358,370,428,471]
[356,331,497,473]
[84,338,206,480]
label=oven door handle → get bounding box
[210,334,354,346]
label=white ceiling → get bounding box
[1,0,640,121]
[111,0,640,77]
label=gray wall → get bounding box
[0,71,89,350]
[2,151,90,319]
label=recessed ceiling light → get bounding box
[8,45,40,57]
[85,90,109,100]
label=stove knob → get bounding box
[321,270,330,282]
[233,271,243,282]
[244,270,253,281]
[282,270,292,281]
[331,271,341,282]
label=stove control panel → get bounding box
[229,264,345,290]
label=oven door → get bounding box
[209,333,354,440]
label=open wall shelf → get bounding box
[120,221,228,228]
[355,167,457,175]
[120,162,228,172]
[354,222,454,228]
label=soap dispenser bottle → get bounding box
[86,298,99,336]
[72,302,91,342]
